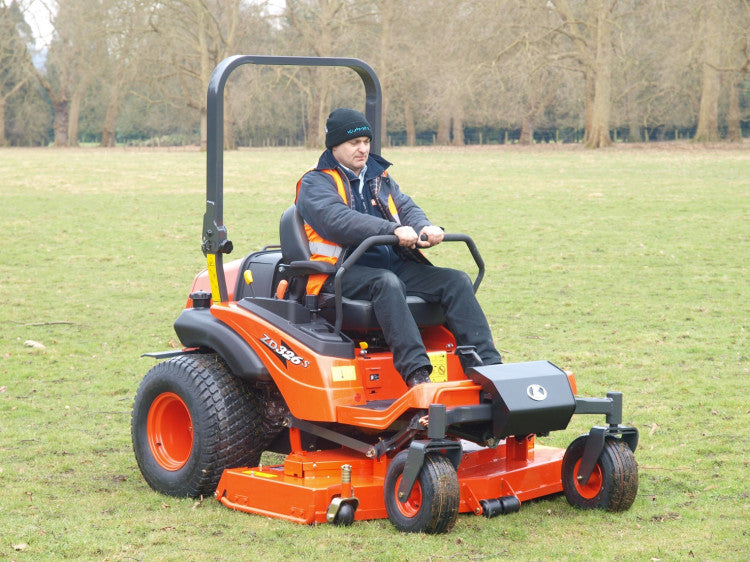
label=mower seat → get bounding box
[279,206,445,331]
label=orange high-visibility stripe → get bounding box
[323,169,348,203]
[387,193,400,224]
[295,169,348,204]
[295,169,348,295]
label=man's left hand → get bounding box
[418,225,444,247]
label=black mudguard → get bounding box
[173,307,271,382]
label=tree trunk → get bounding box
[520,113,534,145]
[627,120,642,143]
[694,2,721,142]
[582,72,595,143]
[1,78,28,146]
[306,88,321,148]
[0,98,6,147]
[68,83,88,147]
[224,114,236,150]
[694,67,721,142]
[404,99,416,146]
[436,105,451,144]
[224,86,236,150]
[317,86,330,147]
[585,0,613,148]
[53,99,70,147]
[200,107,208,149]
[726,72,741,142]
[381,89,388,149]
[378,1,392,149]
[452,107,464,146]
[67,103,80,147]
[100,93,120,147]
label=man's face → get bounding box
[332,136,370,174]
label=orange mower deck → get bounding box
[216,437,563,525]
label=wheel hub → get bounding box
[147,392,193,471]
[573,458,603,499]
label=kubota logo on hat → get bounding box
[346,125,371,135]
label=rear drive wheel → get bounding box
[562,435,638,512]
[384,450,459,534]
[132,354,265,497]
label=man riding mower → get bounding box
[131,55,638,534]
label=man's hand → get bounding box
[418,225,444,247]
[394,225,419,248]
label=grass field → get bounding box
[1,143,748,560]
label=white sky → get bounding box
[22,0,285,49]
[22,0,55,49]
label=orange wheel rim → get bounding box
[394,475,423,517]
[573,458,603,499]
[147,392,193,471]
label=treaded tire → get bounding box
[132,354,265,498]
[384,450,459,534]
[562,435,638,512]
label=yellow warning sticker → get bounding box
[206,254,221,303]
[332,365,357,382]
[242,470,278,478]
[428,352,448,382]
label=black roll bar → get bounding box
[202,55,382,303]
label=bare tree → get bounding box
[146,0,257,149]
[482,1,567,145]
[95,1,155,147]
[369,0,428,146]
[0,1,34,146]
[3,0,748,147]
[400,0,491,146]
[280,0,370,147]
[546,0,620,147]
[367,0,403,147]
[693,1,723,142]
[29,0,108,146]
[693,0,750,142]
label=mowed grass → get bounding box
[1,144,748,560]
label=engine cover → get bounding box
[467,361,576,439]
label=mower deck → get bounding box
[216,437,564,524]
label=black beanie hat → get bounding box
[325,108,373,148]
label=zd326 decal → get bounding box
[260,334,310,368]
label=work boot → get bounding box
[405,366,431,388]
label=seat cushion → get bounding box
[319,295,445,331]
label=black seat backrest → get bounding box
[278,204,446,331]
[280,205,311,264]
[279,205,315,302]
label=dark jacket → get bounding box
[296,149,432,269]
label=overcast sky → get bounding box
[23,0,286,52]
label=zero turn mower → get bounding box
[132,55,638,533]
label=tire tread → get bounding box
[132,353,265,498]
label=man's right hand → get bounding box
[394,225,419,248]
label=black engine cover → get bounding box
[467,361,576,439]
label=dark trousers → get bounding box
[339,261,502,379]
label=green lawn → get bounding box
[1,144,748,560]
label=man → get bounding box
[295,108,502,387]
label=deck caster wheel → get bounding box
[384,450,459,534]
[562,435,638,512]
[132,354,265,498]
[334,503,356,526]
